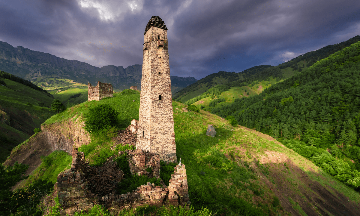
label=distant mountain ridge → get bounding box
[173,35,360,103]
[0,41,197,94]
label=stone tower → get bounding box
[136,16,177,163]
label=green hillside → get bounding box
[0,71,58,164]
[2,89,360,215]
[208,40,360,192]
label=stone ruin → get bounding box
[48,148,190,215]
[40,120,190,215]
[130,86,138,91]
[88,81,113,101]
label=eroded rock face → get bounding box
[40,115,92,154]
[2,114,92,192]
[48,147,191,215]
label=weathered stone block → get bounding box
[206,124,216,137]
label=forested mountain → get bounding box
[173,35,360,105]
[208,40,360,191]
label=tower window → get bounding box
[158,35,160,39]
[159,72,161,75]
[159,95,162,100]
[143,131,144,137]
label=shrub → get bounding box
[187,104,200,113]
[116,174,163,195]
[115,154,162,195]
[160,160,178,186]
[51,99,66,113]
[0,78,6,87]
[34,128,41,134]
[113,152,132,178]
[84,104,120,134]
[272,196,280,207]
[226,115,238,127]
[40,155,53,168]
[209,98,226,107]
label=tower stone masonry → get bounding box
[136,16,177,163]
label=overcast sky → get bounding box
[1,0,359,80]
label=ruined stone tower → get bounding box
[136,16,177,163]
[88,81,113,101]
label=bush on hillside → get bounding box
[116,174,163,195]
[209,98,226,107]
[226,115,238,127]
[51,99,66,113]
[84,104,120,134]
[0,78,6,87]
[187,104,200,113]
[114,153,174,195]
[160,160,178,186]
[34,128,41,134]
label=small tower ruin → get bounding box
[88,81,113,101]
[130,86,138,91]
[136,16,177,163]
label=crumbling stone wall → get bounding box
[88,81,113,101]
[51,146,190,215]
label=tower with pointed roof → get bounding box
[136,16,177,163]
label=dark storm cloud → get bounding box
[0,0,359,80]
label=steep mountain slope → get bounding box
[174,35,360,105]
[208,40,360,193]
[0,41,197,95]
[2,90,360,215]
[0,71,58,164]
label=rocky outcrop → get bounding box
[2,114,92,192]
[206,124,216,137]
[40,114,92,155]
